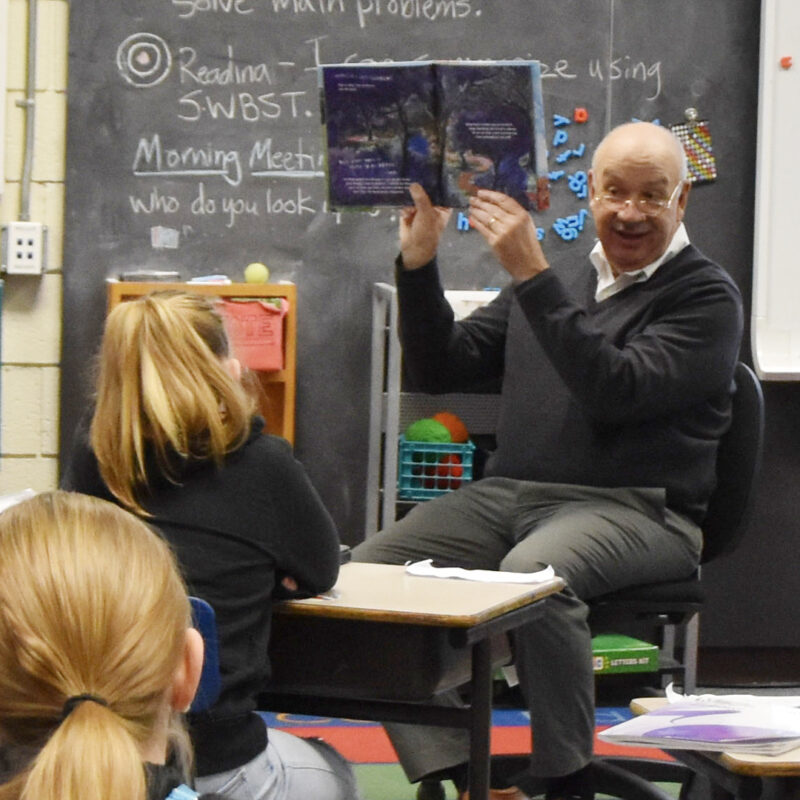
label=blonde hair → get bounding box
[90,291,257,513]
[0,490,191,800]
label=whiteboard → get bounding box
[0,0,7,195]
[753,0,800,379]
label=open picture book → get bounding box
[600,691,800,756]
[318,60,549,211]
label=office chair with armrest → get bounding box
[586,361,765,800]
[418,362,765,800]
[589,361,765,695]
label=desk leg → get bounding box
[763,776,800,800]
[468,638,492,800]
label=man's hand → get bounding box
[469,190,549,282]
[399,183,453,270]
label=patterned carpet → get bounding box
[260,707,672,764]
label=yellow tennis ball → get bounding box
[244,262,270,283]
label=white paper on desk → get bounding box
[665,682,800,710]
[405,559,555,584]
[600,688,800,755]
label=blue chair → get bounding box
[188,597,221,713]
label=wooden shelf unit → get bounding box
[106,281,297,444]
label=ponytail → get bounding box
[20,701,147,800]
[0,491,191,800]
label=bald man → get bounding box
[353,123,743,800]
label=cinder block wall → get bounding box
[1,0,68,492]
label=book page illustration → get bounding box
[321,64,439,207]
[437,62,548,210]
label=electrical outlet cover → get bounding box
[2,222,46,274]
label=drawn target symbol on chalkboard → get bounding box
[116,33,172,88]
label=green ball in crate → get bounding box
[404,418,452,466]
[404,418,452,443]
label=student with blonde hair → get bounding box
[0,490,207,800]
[63,291,357,800]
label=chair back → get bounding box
[700,362,764,563]
[189,596,221,713]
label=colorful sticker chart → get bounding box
[669,120,718,183]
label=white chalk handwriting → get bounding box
[177,89,310,122]
[179,46,274,87]
[171,0,255,20]
[132,134,243,187]
[249,137,324,176]
[589,56,662,101]
[354,0,473,30]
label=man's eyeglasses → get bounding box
[593,181,684,217]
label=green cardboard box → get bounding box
[591,633,659,674]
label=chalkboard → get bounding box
[63,0,761,549]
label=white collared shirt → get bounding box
[590,223,690,302]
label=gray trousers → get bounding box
[351,477,702,782]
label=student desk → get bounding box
[631,697,800,800]
[261,562,565,800]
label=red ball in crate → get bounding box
[435,453,463,490]
[422,462,438,489]
[432,411,469,443]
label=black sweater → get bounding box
[396,244,744,523]
[63,419,341,775]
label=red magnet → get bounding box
[574,107,589,123]
[780,56,793,69]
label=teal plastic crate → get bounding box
[397,436,475,501]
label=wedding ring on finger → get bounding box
[488,216,497,231]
